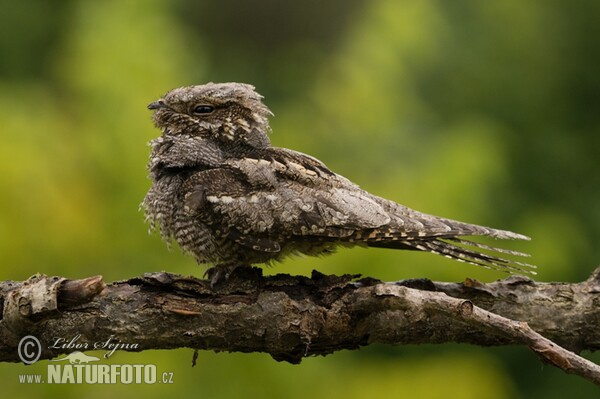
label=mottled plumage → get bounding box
[143,83,534,284]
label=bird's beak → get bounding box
[147,100,167,110]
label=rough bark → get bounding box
[1,267,600,384]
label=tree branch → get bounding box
[2,267,600,385]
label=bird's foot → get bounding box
[204,265,256,288]
[204,266,230,288]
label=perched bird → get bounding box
[143,82,534,284]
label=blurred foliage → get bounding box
[1,0,599,397]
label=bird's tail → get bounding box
[397,236,536,275]
[361,219,535,275]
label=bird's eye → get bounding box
[193,105,214,114]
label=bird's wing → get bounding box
[181,148,393,247]
[181,148,512,241]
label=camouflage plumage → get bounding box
[143,83,534,284]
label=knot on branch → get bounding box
[2,275,105,335]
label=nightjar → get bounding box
[143,83,534,284]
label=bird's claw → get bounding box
[204,265,240,288]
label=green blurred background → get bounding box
[1,0,599,397]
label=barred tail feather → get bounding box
[400,238,537,275]
[447,237,531,257]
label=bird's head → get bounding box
[148,82,273,149]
